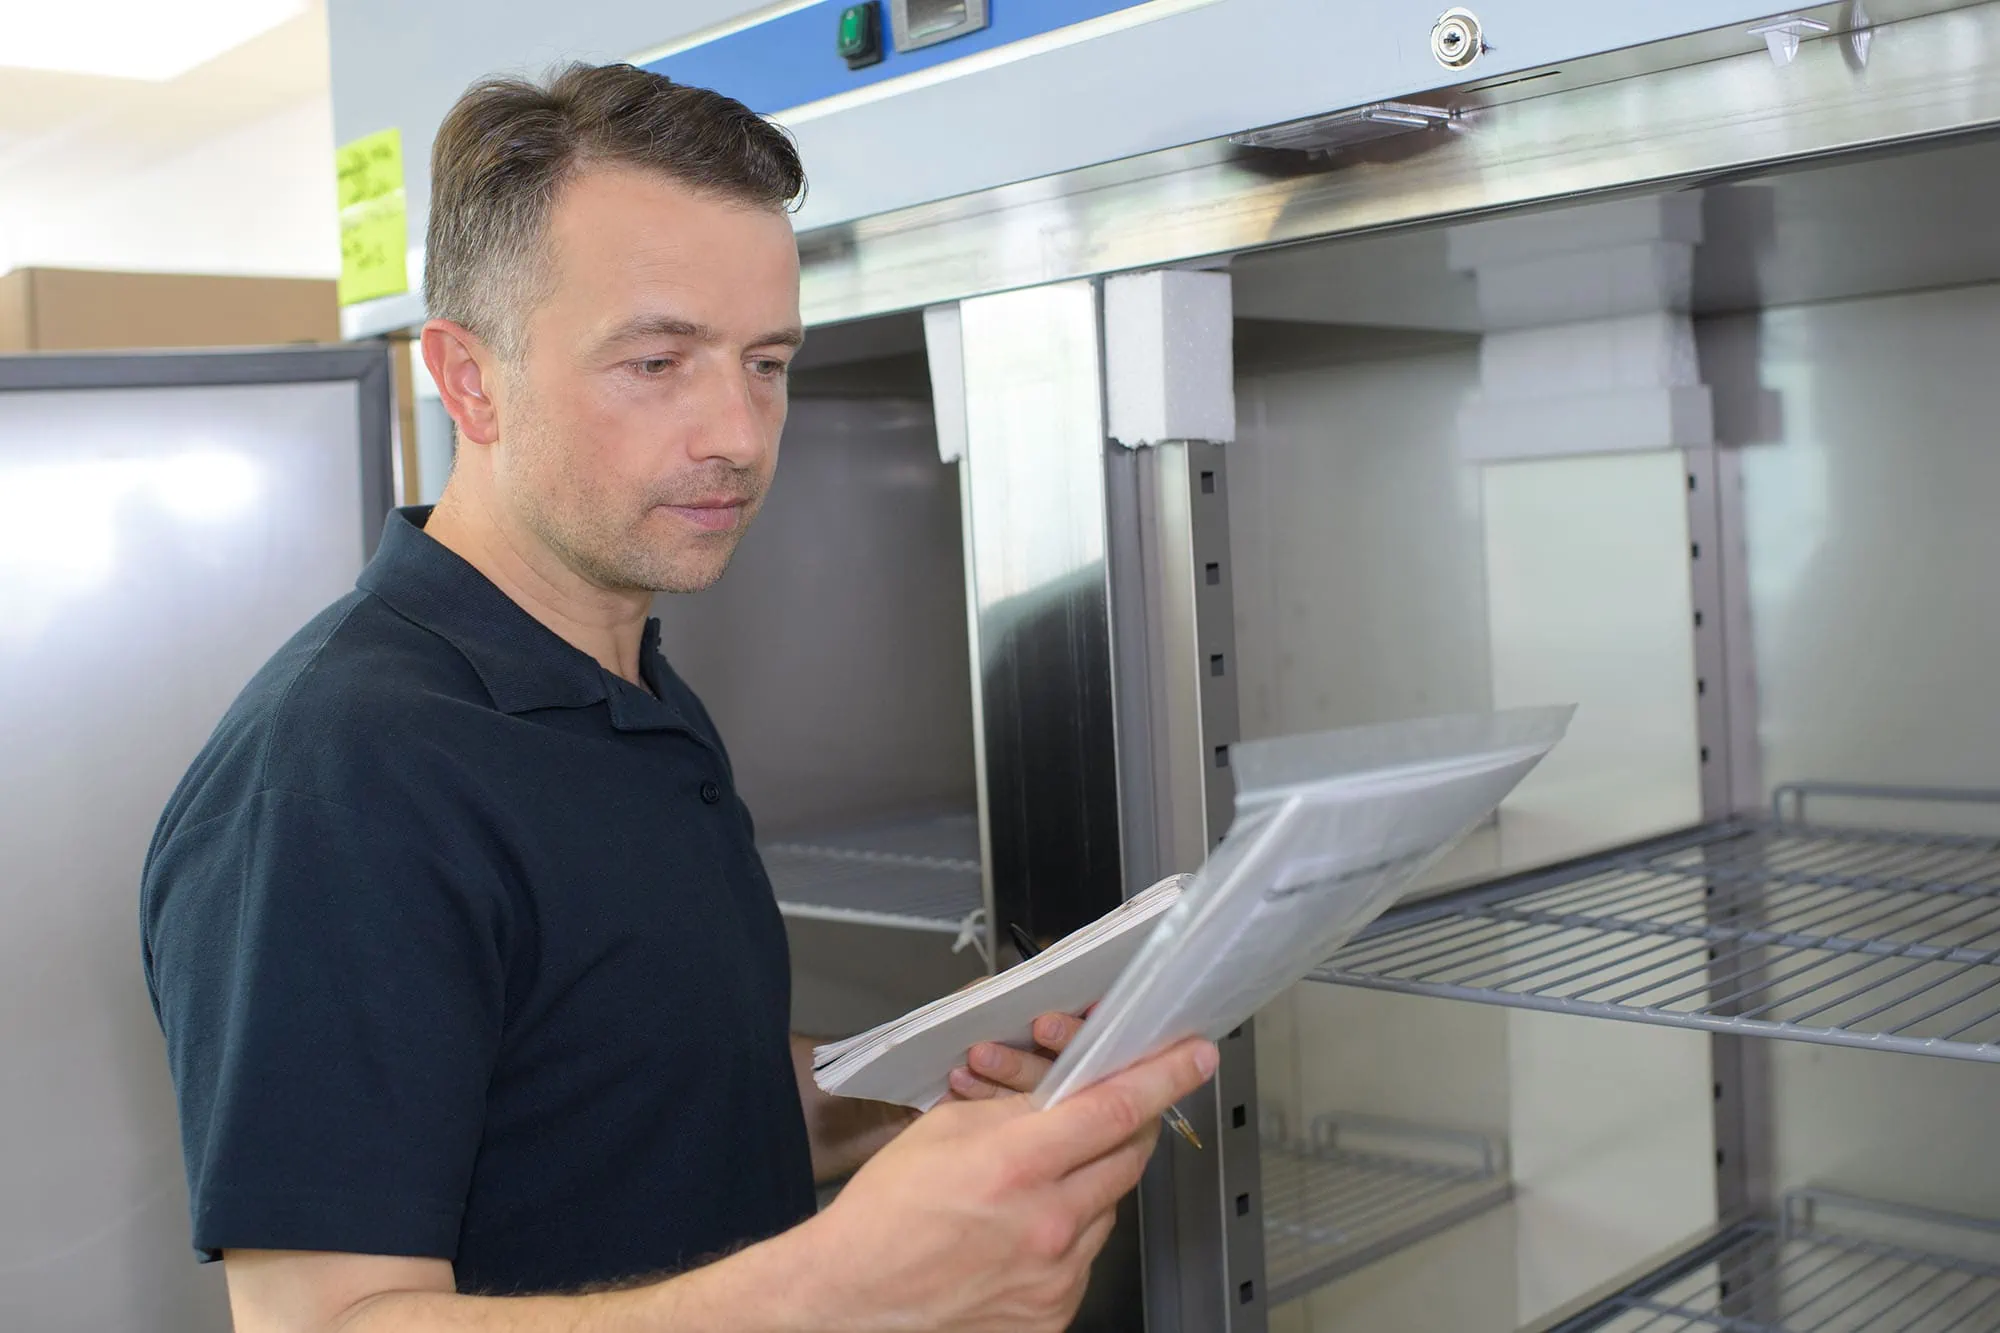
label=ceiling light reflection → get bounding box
[0,447,265,649]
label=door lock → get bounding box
[1431,8,1484,69]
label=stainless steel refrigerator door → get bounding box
[0,349,391,1332]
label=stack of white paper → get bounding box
[811,873,1190,1110]
[1035,705,1571,1107]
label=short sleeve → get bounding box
[143,786,508,1261]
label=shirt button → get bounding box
[700,781,722,805]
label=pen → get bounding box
[1007,922,1204,1150]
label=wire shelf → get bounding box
[1541,1190,2000,1332]
[761,812,985,940]
[1313,794,2000,1063]
[1262,1114,1513,1307]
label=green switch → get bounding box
[837,2,882,69]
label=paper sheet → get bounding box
[813,876,1187,1109]
[1036,706,1573,1107]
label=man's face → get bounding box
[494,167,802,594]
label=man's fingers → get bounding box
[966,1041,1054,1095]
[1031,1012,1083,1051]
[947,1065,1003,1100]
[1011,1037,1218,1176]
[968,1042,1028,1082]
[950,1018,1081,1102]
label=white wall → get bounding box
[0,95,338,278]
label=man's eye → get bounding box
[751,359,789,379]
[637,357,673,375]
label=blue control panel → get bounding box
[644,0,1149,116]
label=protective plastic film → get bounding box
[1036,706,1573,1107]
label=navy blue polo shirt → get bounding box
[141,507,816,1294]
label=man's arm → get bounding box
[224,1037,1218,1333]
[227,1235,853,1333]
[223,1244,807,1333]
[790,1012,1088,1182]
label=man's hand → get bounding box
[778,1035,1218,1333]
[944,1010,1085,1101]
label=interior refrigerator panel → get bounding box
[652,393,972,836]
[1212,123,2000,1328]
[1725,278,2000,1227]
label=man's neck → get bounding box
[423,486,654,690]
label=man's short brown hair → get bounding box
[424,62,805,360]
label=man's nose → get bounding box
[688,364,773,471]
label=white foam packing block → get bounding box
[1445,192,1704,272]
[923,302,969,464]
[1476,313,1701,399]
[1456,386,1715,462]
[1105,268,1236,448]
[1475,243,1696,329]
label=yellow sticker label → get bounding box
[338,194,410,306]
[335,127,404,210]
[335,128,409,306]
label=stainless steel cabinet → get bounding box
[0,346,392,1333]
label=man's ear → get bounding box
[420,319,503,447]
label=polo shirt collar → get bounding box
[358,507,696,734]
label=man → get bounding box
[141,62,1214,1331]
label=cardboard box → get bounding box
[0,267,338,352]
[0,267,430,499]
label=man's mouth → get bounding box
[661,498,749,533]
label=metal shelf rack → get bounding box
[1312,788,2000,1063]
[760,812,987,952]
[1261,1114,1513,1308]
[1537,1190,2000,1332]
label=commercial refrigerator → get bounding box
[0,345,393,1332]
[755,3,2000,1330]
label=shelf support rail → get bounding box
[1102,268,1267,1333]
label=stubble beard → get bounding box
[510,415,766,597]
